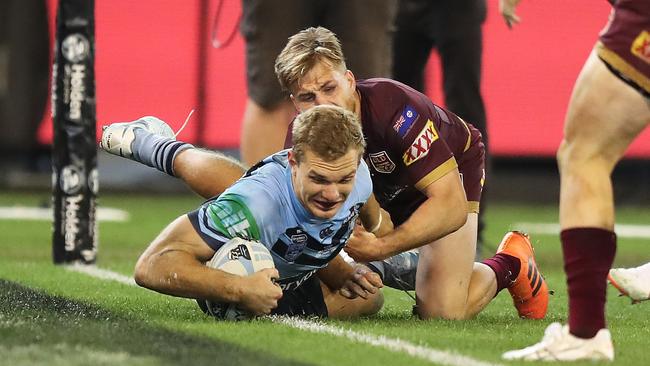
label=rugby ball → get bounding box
[197,237,275,321]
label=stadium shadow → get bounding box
[0,280,311,366]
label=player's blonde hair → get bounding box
[275,27,346,92]
[292,105,365,162]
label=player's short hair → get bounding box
[275,27,346,93]
[292,105,365,162]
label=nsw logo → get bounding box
[403,119,438,166]
[285,232,308,261]
[393,105,419,137]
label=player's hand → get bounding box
[499,0,522,29]
[238,268,283,315]
[345,225,389,262]
[339,264,383,299]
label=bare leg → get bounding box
[321,281,384,319]
[559,52,650,230]
[239,98,295,167]
[557,50,650,338]
[173,149,247,199]
[415,213,497,319]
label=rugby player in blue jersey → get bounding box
[130,105,385,318]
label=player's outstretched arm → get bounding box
[346,169,467,262]
[134,215,282,315]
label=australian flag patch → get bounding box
[393,105,419,137]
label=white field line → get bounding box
[515,222,650,239]
[0,206,129,222]
[65,264,136,286]
[271,316,503,366]
[67,265,503,366]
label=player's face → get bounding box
[289,147,360,219]
[290,61,358,115]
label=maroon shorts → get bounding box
[457,127,485,213]
[597,0,650,97]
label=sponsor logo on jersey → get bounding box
[631,30,650,64]
[393,105,419,137]
[319,225,334,239]
[402,119,438,166]
[368,151,396,173]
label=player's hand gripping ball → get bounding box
[197,238,275,320]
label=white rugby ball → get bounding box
[197,237,275,321]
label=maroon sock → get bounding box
[482,253,521,294]
[561,228,616,338]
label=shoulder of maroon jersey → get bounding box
[357,78,416,128]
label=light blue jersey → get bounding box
[188,150,372,290]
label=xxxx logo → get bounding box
[631,30,650,64]
[402,119,438,166]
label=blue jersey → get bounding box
[188,150,372,290]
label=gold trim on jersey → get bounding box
[596,41,650,94]
[414,157,458,191]
[459,117,472,153]
[468,201,480,213]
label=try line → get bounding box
[66,264,503,366]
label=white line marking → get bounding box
[0,206,129,222]
[65,264,136,286]
[515,222,650,239]
[68,265,502,366]
[272,316,503,366]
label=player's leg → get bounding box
[414,213,476,319]
[173,149,246,199]
[101,116,246,199]
[320,281,384,319]
[504,50,649,362]
[558,50,649,339]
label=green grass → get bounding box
[1,191,649,365]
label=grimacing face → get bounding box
[288,147,361,219]
[290,61,358,115]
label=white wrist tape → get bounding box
[369,212,383,234]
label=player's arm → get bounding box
[346,169,467,261]
[317,254,382,299]
[134,215,282,315]
[359,193,394,237]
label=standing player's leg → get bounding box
[503,50,650,362]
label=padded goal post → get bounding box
[51,0,97,264]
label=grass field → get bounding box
[1,191,648,365]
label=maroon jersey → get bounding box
[357,79,484,225]
[284,78,485,226]
[598,0,650,96]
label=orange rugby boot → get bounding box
[497,231,549,319]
